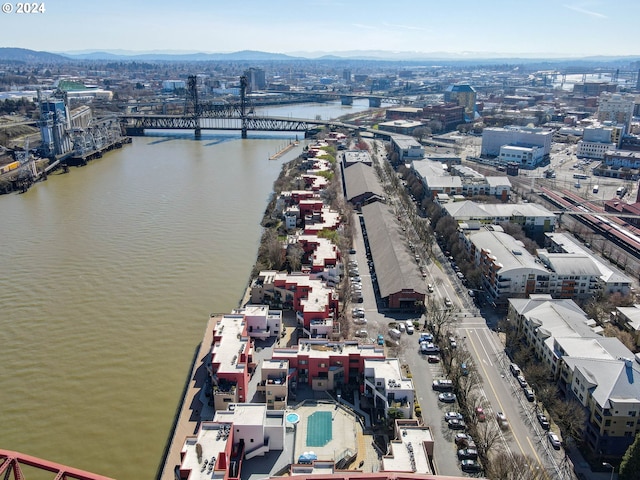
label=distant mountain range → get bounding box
[0,47,70,63]
[1,47,639,64]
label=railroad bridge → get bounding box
[119,75,395,138]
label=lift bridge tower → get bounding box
[184,75,201,138]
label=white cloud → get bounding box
[563,4,608,18]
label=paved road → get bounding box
[459,316,574,479]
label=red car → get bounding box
[474,406,486,422]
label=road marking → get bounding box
[470,329,493,367]
[467,333,550,479]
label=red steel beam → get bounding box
[0,450,115,480]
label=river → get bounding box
[0,100,375,480]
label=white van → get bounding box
[388,328,401,339]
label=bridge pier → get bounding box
[341,96,353,106]
[241,127,247,139]
[126,127,145,136]
[194,127,201,139]
[368,97,381,108]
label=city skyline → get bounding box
[2,0,639,58]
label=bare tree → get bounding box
[486,451,548,480]
[286,243,304,272]
[263,229,284,270]
[550,399,587,444]
[425,297,459,341]
[470,419,505,463]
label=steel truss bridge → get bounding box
[121,111,329,139]
[120,75,384,138]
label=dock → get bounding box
[269,141,298,160]
[156,314,218,480]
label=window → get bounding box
[605,419,611,426]
[300,360,308,365]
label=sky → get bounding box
[1,0,639,58]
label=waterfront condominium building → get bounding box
[207,314,253,410]
[271,339,385,391]
[363,358,415,420]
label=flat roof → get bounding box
[213,315,249,374]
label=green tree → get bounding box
[619,432,640,480]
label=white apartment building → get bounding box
[481,126,553,158]
[499,144,545,168]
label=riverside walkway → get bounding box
[157,314,219,480]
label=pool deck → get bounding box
[292,403,358,463]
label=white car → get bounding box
[405,321,415,334]
[547,432,561,450]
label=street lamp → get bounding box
[602,462,614,480]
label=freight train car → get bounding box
[0,161,20,175]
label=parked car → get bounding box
[398,323,406,333]
[438,392,456,403]
[454,433,471,446]
[460,362,469,376]
[420,342,440,354]
[457,448,479,460]
[432,379,453,391]
[405,320,415,334]
[460,459,482,473]
[353,317,367,325]
[419,333,433,343]
[377,334,384,346]
[523,387,535,402]
[537,413,551,430]
[355,329,368,338]
[474,406,486,422]
[427,355,440,363]
[352,308,365,318]
[444,298,453,308]
[427,284,434,293]
[547,432,561,450]
[496,412,508,430]
[509,363,521,377]
[449,336,457,348]
[516,375,528,388]
[445,411,464,422]
[447,418,466,430]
